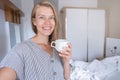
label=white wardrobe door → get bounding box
[87,9,105,61]
[66,9,88,61]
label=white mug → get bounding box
[51,39,69,52]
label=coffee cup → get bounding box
[51,39,69,52]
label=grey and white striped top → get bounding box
[0,39,64,80]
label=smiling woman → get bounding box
[0,1,72,80]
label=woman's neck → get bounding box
[32,35,53,55]
[32,34,49,45]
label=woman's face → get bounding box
[33,6,55,37]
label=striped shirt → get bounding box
[0,39,64,80]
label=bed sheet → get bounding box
[70,56,120,80]
[104,71,120,80]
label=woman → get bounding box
[0,1,72,80]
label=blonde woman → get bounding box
[0,1,72,80]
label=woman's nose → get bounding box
[44,19,51,25]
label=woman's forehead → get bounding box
[35,6,54,16]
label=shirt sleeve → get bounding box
[0,45,24,80]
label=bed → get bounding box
[69,56,120,80]
[104,71,120,80]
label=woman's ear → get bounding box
[32,18,36,26]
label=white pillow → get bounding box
[86,59,111,79]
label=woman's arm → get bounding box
[63,61,71,80]
[0,67,16,80]
[59,43,72,80]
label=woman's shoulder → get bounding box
[12,39,33,51]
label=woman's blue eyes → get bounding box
[39,16,55,20]
[50,16,55,19]
[39,16,44,19]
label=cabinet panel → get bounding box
[88,9,105,61]
[65,8,88,61]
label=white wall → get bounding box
[20,0,35,41]
[0,9,11,61]
[59,0,98,11]
[98,0,120,39]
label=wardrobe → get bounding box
[62,8,106,61]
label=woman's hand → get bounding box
[59,43,72,64]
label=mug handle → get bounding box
[51,41,55,47]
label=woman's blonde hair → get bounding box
[31,0,61,43]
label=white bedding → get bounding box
[104,71,120,80]
[70,56,120,80]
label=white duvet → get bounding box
[70,56,120,80]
